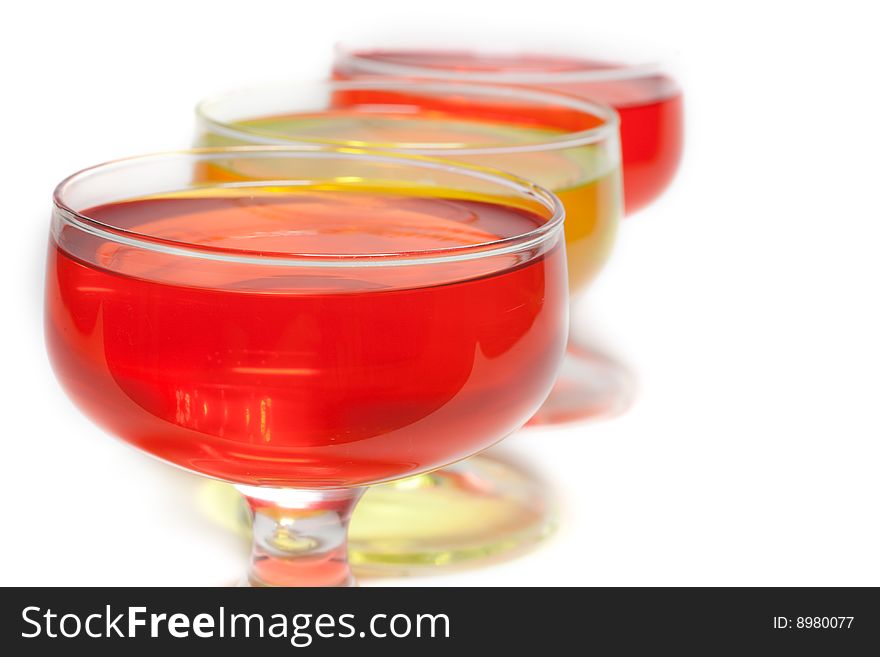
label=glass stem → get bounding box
[235,485,364,587]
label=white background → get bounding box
[2,0,879,586]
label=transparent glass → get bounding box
[332,49,684,421]
[193,81,622,572]
[44,147,568,586]
[333,44,684,215]
[196,80,624,421]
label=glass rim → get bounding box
[195,79,619,155]
[333,43,668,84]
[52,146,566,268]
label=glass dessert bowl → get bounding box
[45,147,569,586]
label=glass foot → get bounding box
[527,342,635,426]
[197,453,555,577]
[348,453,554,575]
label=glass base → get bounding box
[237,575,357,588]
[349,453,554,575]
[197,453,555,577]
[527,342,635,426]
